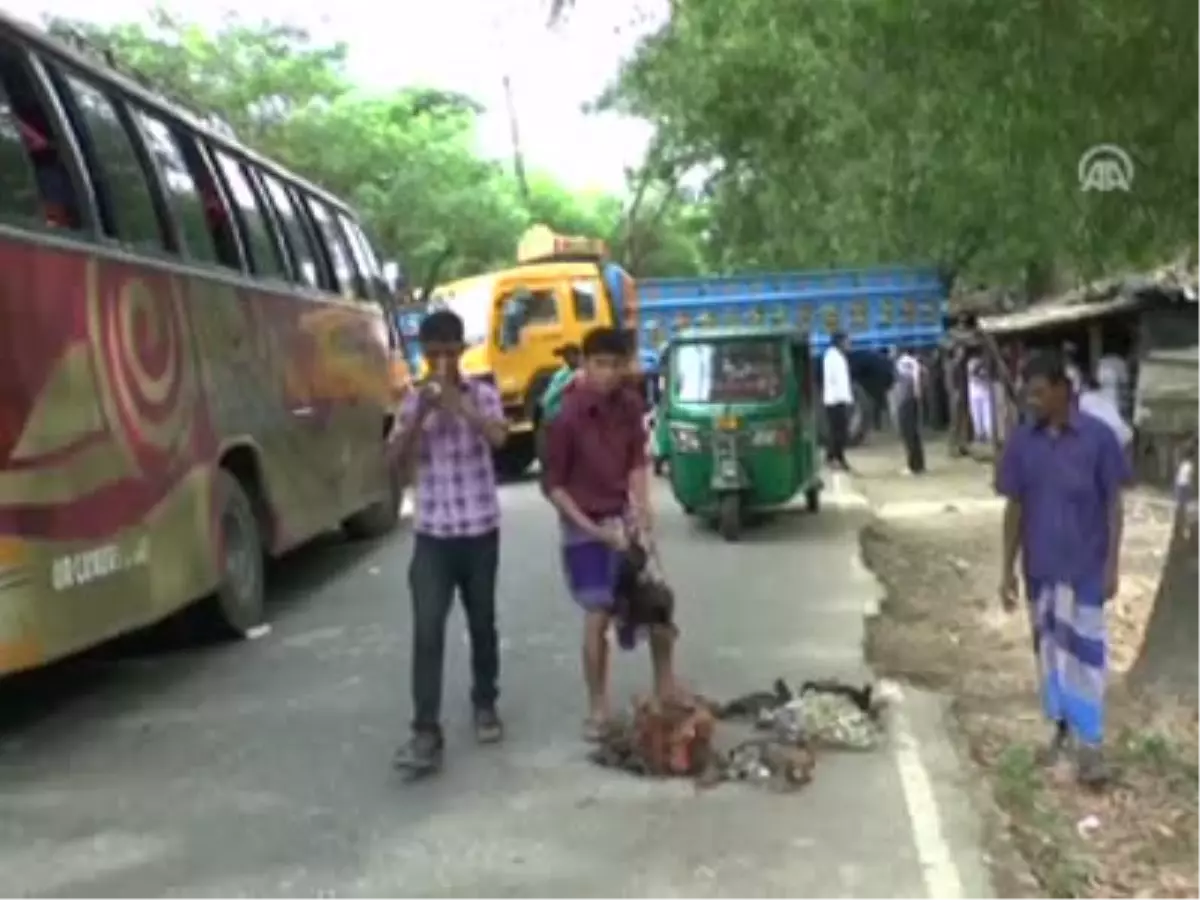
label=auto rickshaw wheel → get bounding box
[718,493,742,542]
[805,487,821,512]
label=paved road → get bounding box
[0,478,991,898]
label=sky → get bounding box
[6,0,666,192]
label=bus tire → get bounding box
[344,463,401,539]
[201,469,266,638]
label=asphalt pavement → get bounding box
[0,476,993,898]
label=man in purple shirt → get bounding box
[388,310,509,776]
[996,351,1131,787]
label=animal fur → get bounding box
[720,738,816,792]
[716,676,895,751]
[589,694,715,778]
[612,543,676,650]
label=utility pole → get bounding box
[501,73,531,205]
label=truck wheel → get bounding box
[718,493,742,542]
[200,469,266,638]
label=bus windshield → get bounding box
[671,338,785,403]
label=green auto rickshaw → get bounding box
[660,325,822,540]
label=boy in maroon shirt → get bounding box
[544,327,675,740]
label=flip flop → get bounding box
[582,718,609,742]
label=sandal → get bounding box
[582,717,609,742]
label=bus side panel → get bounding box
[0,237,220,672]
[276,299,392,526]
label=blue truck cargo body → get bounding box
[396,266,950,376]
[636,266,948,370]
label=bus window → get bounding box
[133,109,219,266]
[305,196,362,298]
[0,44,83,230]
[51,71,164,251]
[171,130,244,271]
[258,172,320,290]
[337,214,384,299]
[0,78,43,224]
[211,150,286,279]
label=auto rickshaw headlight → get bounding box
[670,423,702,453]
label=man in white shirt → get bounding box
[1095,352,1129,413]
[822,331,854,471]
[1078,373,1133,449]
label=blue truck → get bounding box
[636,266,949,443]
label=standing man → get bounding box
[822,331,854,471]
[544,326,674,741]
[996,351,1130,787]
[943,315,975,456]
[388,310,509,776]
[891,346,926,474]
[1095,347,1129,416]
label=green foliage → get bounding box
[49,8,708,282]
[598,0,1198,287]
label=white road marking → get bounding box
[892,691,965,899]
[839,473,966,898]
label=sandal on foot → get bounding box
[582,718,609,742]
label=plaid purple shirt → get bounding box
[399,379,502,538]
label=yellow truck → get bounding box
[427,226,639,476]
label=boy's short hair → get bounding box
[581,326,627,358]
[418,309,464,344]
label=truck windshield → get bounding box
[430,282,492,347]
[671,338,784,403]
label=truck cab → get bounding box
[410,226,639,477]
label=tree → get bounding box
[590,0,1197,287]
[49,9,707,282]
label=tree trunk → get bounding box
[1127,463,1198,696]
[500,75,530,205]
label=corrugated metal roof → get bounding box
[979,254,1198,335]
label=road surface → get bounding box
[0,477,992,898]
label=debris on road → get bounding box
[588,677,892,790]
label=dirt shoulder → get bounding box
[850,440,1198,898]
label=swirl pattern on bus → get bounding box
[86,262,197,473]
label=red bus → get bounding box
[0,13,405,675]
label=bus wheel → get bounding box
[202,470,266,638]
[344,464,401,539]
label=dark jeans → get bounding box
[408,530,500,733]
[825,402,851,466]
[897,397,926,474]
